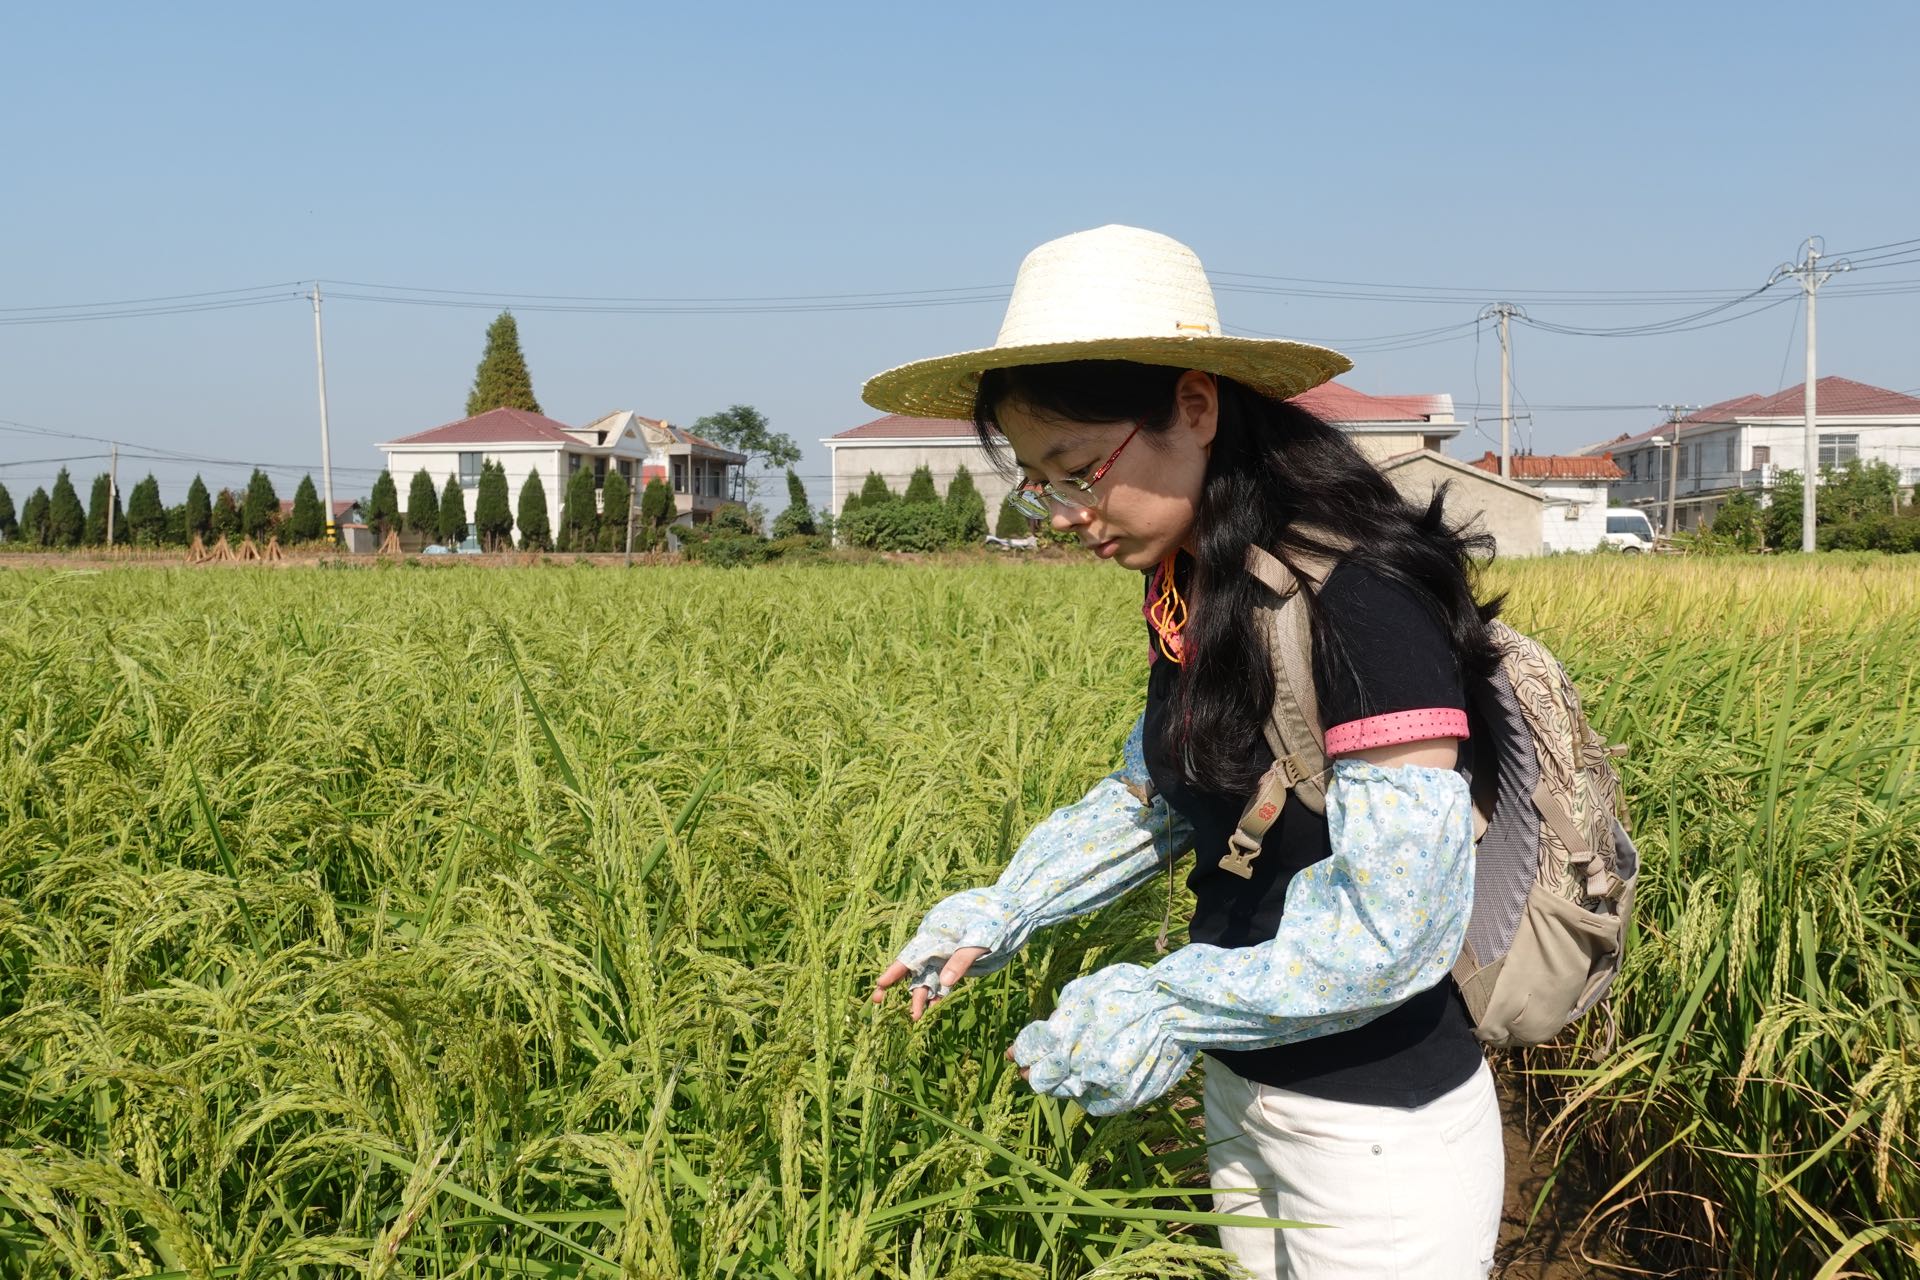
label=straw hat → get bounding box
[861,224,1352,420]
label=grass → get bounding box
[1,555,1916,1277]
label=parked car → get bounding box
[1602,508,1657,552]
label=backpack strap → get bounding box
[1222,539,1344,876]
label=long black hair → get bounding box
[973,360,1504,794]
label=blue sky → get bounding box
[5,1,1917,510]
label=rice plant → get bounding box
[1,555,1915,1276]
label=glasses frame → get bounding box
[1009,423,1142,520]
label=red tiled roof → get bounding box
[1606,378,1920,449]
[1468,451,1624,481]
[384,407,580,447]
[829,414,981,441]
[1294,382,1450,423]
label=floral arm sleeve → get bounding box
[893,712,1194,999]
[1010,760,1475,1116]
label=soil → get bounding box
[1494,1066,1625,1279]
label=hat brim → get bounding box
[861,335,1354,420]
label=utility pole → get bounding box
[106,441,118,548]
[310,284,338,547]
[1771,239,1850,552]
[1480,303,1522,477]
[1665,410,1681,537]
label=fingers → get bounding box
[941,946,988,990]
[869,961,910,1004]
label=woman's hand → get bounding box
[1006,1044,1030,1081]
[870,946,990,1021]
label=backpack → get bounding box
[1227,541,1640,1049]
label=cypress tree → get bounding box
[559,465,597,552]
[48,469,85,547]
[0,481,14,543]
[406,468,440,537]
[126,475,165,545]
[858,471,895,507]
[438,474,468,545]
[185,475,212,540]
[640,477,676,546]
[516,467,552,551]
[210,489,240,540]
[465,311,542,416]
[945,465,988,543]
[903,464,939,505]
[22,487,50,546]
[475,460,513,550]
[599,467,632,551]
[241,469,279,540]
[85,472,124,546]
[771,468,816,538]
[994,492,1030,539]
[289,475,325,543]
[367,469,400,538]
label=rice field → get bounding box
[1,556,1915,1278]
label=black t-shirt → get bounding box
[1142,555,1485,1107]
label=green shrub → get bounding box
[838,501,959,552]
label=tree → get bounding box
[210,489,240,541]
[185,475,212,541]
[945,465,988,543]
[1763,471,1802,551]
[48,469,85,547]
[126,475,165,545]
[691,404,799,504]
[640,476,676,547]
[600,466,631,552]
[0,481,14,543]
[163,503,188,546]
[466,311,542,416]
[241,469,279,540]
[406,468,440,539]
[288,475,325,543]
[771,468,817,539]
[516,468,552,551]
[903,464,940,505]
[22,487,50,546]
[995,492,1031,539]
[858,472,896,509]
[1820,459,1901,526]
[437,474,469,544]
[85,472,125,546]
[1709,489,1763,551]
[559,465,598,552]
[475,460,513,550]
[367,469,401,538]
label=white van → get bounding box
[1601,508,1657,552]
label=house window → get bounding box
[594,457,607,487]
[1752,445,1771,468]
[1724,436,1736,475]
[567,454,582,476]
[1818,433,1859,469]
[459,452,482,486]
[1678,445,1690,480]
[671,458,687,493]
[617,459,633,484]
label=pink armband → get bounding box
[1324,707,1469,756]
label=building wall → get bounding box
[1534,480,1611,552]
[1348,432,1426,464]
[1385,456,1543,558]
[828,440,1017,522]
[381,444,573,544]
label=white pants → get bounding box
[1204,1056,1504,1279]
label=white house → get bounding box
[821,382,1468,518]
[377,407,746,544]
[1590,377,1920,532]
[821,381,1545,555]
[1466,451,1624,552]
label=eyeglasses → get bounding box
[1008,424,1142,520]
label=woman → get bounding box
[866,225,1506,1278]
